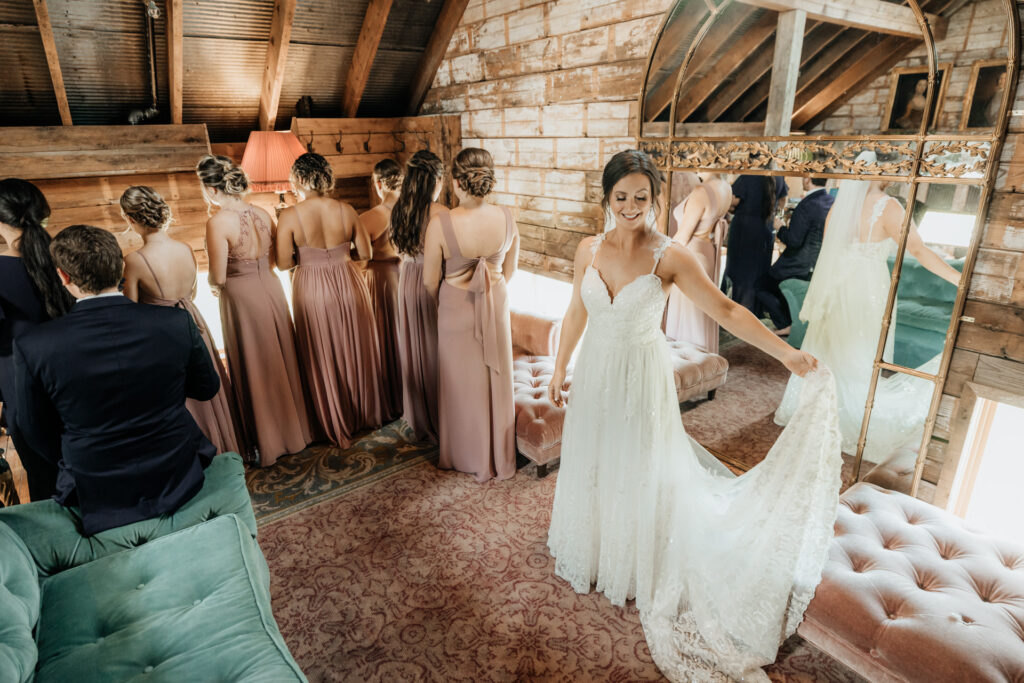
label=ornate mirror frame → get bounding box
[636,0,1021,495]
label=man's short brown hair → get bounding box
[50,225,123,295]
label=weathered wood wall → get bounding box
[420,0,669,280]
[0,124,212,259]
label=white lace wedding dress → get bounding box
[548,232,843,682]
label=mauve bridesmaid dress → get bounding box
[363,229,402,422]
[292,234,385,447]
[436,208,516,482]
[397,252,439,443]
[135,251,242,455]
[219,208,313,466]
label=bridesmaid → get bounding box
[198,155,312,466]
[277,152,384,446]
[391,150,446,443]
[663,172,732,353]
[120,185,242,455]
[423,148,519,482]
[0,178,73,500]
[359,160,404,423]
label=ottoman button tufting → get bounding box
[193,599,202,606]
[144,666,154,673]
[137,583,145,589]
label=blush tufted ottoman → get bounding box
[798,482,1024,682]
[510,336,728,476]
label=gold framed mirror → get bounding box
[637,0,1019,497]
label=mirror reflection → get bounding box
[860,372,937,475]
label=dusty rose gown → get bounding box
[436,208,516,482]
[220,208,313,466]
[135,251,242,456]
[363,229,402,423]
[292,218,385,447]
[397,251,440,444]
[663,184,729,354]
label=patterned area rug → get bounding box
[261,461,865,682]
[681,339,789,472]
[246,420,438,524]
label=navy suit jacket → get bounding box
[771,188,835,281]
[13,295,218,535]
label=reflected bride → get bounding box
[546,149,843,682]
[775,151,960,460]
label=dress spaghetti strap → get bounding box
[438,210,461,259]
[136,251,166,299]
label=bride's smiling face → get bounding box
[608,173,652,232]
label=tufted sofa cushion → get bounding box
[510,307,561,357]
[34,514,305,683]
[665,340,729,402]
[0,523,39,683]
[0,452,254,578]
[800,483,1024,683]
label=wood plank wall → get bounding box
[420,0,669,281]
[0,124,212,260]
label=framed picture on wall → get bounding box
[961,59,1011,130]
[882,64,952,132]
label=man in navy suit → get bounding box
[756,177,835,335]
[14,225,219,535]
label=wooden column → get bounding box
[764,9,806,136]
[166,0,183,124]
[32,0,71,125]
[342,0,394,118]
[258,0,297,131]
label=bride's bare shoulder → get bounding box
[657,238,701,278]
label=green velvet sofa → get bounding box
[0,452,306,683]
[779,255,962,367]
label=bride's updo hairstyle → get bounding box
[196,154,250,196]
[391,149,444,257]
[291,152,335,195]
[600,149,664,220]
[120,186,172,231]
[451,147,495,197]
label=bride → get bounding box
[546,150,843,682]
[775,151,960,459]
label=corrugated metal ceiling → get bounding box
[1,0,446,141]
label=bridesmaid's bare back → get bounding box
[443,204,513,287]
[360,203,399,260]
[284,197,357,249]
[126,239,197,301]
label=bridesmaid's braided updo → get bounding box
[120,186,172,230]
[452,147,495,197]
[391,150,444,257]
[196,155,250,196]
[291,152,336,195]
[373,159,403,192]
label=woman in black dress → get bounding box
[722,175,787,314]
[0,178,74,500]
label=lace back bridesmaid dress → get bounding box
[219,208,313,466]
[135,251,242,455]
[291,208,385,447]
[436,208,516,482]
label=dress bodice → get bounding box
[850,196,897,262]
[227,207,271,262]
[581,232,672,346]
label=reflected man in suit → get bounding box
[14,225,219,535]
[756,177,834,335]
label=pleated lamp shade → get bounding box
[240,130,308,193]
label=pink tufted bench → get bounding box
[509,307,728,476]
[799,482,1024,682]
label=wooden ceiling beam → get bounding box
[733,0,946,39]
[673,11,778,123]
[32,0,71,125]
[764,9,807,135]
[342,0,394,118]
[165,0,183,124]
[641,5,716,122]
[791,33,916,128]
[406,0,470,116]
[645,3,754,122]
[729,22,842,121]
[791,31,878,112]
[257,0,297,131]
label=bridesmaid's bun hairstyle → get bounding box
[452,147,495,197]
[196,154,250,196]
[373,159,403,192]
[120,185,172,230]
[600,149,664,217]
[291,152,335,195]
[390,150,445,257]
